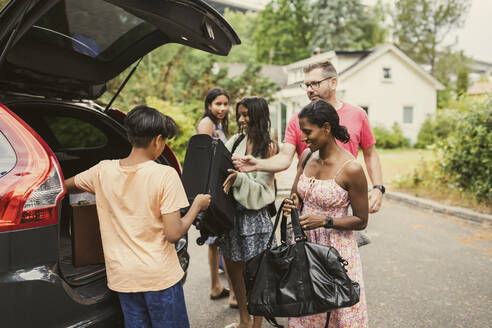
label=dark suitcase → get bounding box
[181,134,236,245]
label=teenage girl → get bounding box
[196,87,236,307]
[222,97,278,328]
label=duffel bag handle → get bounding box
[267,198,306,250]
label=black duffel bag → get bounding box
[244,199,360,327]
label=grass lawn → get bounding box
[357,148,434,188]
[357,148,491,214]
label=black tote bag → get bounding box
[244,199,360,327]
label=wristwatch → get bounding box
[373,185,386,194]
[324,216,334,229]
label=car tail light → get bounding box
[0,104,66,232]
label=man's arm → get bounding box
[233,143,296,173]
[362,145,383,213]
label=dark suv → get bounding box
[0,0,239,327]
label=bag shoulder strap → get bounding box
[231,133,246,154]
[301,150,313,169]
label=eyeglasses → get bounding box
[299,76,334,90]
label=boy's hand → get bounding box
[194,194,211,211]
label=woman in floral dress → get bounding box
[284,100,369,328]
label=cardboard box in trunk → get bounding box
[71,202,105,267]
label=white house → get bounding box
[270,44,445,145]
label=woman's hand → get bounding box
[299,213,326,230]
[223,169,238,194]
[282,193,299,217]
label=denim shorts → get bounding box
[118,281,189,328]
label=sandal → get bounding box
[224,323,239,328]
[210,287,230,300]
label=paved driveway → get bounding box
[183,199,492,328]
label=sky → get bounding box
[245,0,492,63]
[362,0,492,62]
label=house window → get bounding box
[383,67,392,80]
[403,106,413,124]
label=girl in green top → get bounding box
[222,97,278,328]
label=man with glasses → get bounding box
[233,61,384,213]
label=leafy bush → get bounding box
[146,97,202,163]
[438,100,492,201]
[393,156,446,190]
[415,109,461,148]
[415,96,488,148]
[373,122,409,149]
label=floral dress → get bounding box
[288,160,368,328]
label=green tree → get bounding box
[310,0,387,51]
[97,9,281,162]
[392,0,470,74]
[456,65,469,97]
[254,0,311,64]
[434,48,471,107]
[221,9,258,64]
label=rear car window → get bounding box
[24,0,156,61]
[45,116,107,149]
[0,131,16,177]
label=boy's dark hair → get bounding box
[124,105,179,147]
[298,100,350,143]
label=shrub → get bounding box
[373,122,410,149]
[438,100,492,201]
[415,110,462,148]
[414,96,486,149]
[146,97,203,163]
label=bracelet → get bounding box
[324,216,334,229]
[373,185,386,194]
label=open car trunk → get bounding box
[6,100,131,292]
[0,0,240,99]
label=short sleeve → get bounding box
[160,168,190,215]
[283,114,300,146]
[74,162,101,194]
[359,111,376,150]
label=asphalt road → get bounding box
[183,199,492,328]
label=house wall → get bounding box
[338,51,437,143]
[337,55,363,73]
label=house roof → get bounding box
[285,51,336,71]
[338,44,445,90]
[218,63,287,86]
[468,81,492,95]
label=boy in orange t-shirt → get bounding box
[65,105,210,328]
